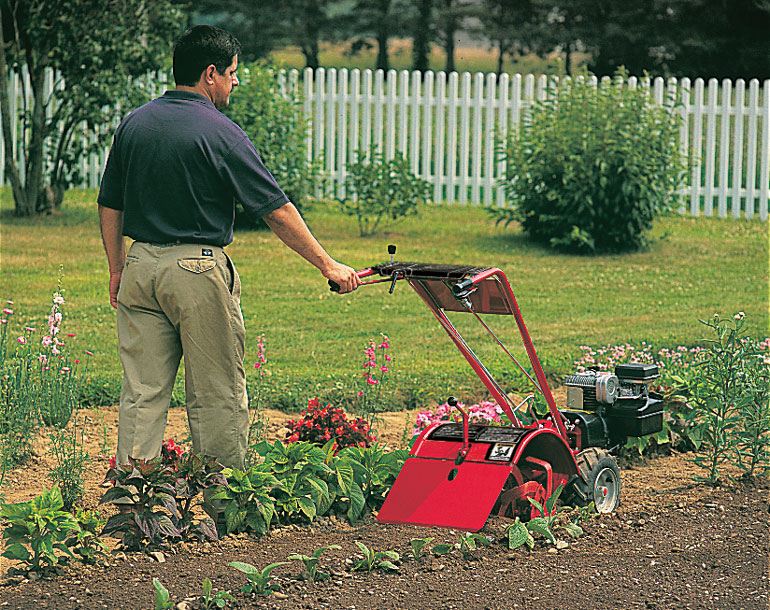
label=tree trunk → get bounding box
[0,10,32,215]
[375,30,389,72]
[496,38,504,76]
[27,66,49,213]
[412,0,433,73]
[444,27,456,73]
[565,40,573,75]
[300,0,321,70]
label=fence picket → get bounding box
[446,71,459,204]
[731,80,746,218]
[745,80,760,219]
[690,79,705,216]
[703,79,719,216]
[717,80,732,217]
[433,72,447,202]
[760,80,770,220]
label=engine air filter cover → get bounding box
[614,363,659,382]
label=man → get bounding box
[98,25,359,477]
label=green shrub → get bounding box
[0,486,80,576]
[338,152,430,236]
[493,69,686,253]
[225,61,318,227]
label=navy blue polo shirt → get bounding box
[98,90,289,246]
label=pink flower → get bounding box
[0,319,6,325]
[3,308,13,315]
[384,354,392,362]
[66,333,76,338]
[85,350,94,356]
[17,336,26,344]
[25,326,35,332]
[380,365,389,373]
[52,346,60,355]
[38,354,48,365]
[356,391,365,397]
[366,377,379,385]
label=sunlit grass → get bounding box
[1,187,767,408]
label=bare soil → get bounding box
[1,406,768,610]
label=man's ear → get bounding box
[203,64,217,84]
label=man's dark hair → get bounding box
[173,25,241,87]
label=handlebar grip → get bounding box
[328,279,340,292]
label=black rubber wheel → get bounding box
[565,447,621,513]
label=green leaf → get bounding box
[2,543,31,561]
[229,560,258,575]
[506,520,531,550]
[526,517,557,544]
[377,560,399,571]
[563,522,584,538]
[431,544,452,556]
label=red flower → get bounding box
[109,455,117,469]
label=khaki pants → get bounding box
[116,241,248,472]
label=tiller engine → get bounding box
[332,247,664,531]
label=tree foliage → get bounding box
[0,0,181,216]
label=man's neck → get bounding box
[176,85,214,106]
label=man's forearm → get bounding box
[98,205,126,272]
[262,203,335,272]
[262,202,360,294]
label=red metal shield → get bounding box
[376,457,512,531]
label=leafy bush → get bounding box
[99,451,223,550]
[336,444,408,512]
[285,398,375,450]
[225,61,318,226]
[684,313,770,484]
[492,69,686,253]
[210,466,278,536]
[47,414,90,510]
[338,152,430,236]
[0,486,80,575]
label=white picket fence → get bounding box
[2,67,769,219]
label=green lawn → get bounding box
[1,188,767,409]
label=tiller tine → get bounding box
[376,456,512,532]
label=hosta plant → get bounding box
[288,544,341,581]
[336,443,408,511]
[0,485,80,576]
[229,560,288,596]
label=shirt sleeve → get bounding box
[221,136,290,218]
[97,137,124,211]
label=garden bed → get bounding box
[1,407,768,610]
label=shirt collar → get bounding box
[162,90,216,109]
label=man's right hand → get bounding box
[323,261,360,294]
[109,271,122,309]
